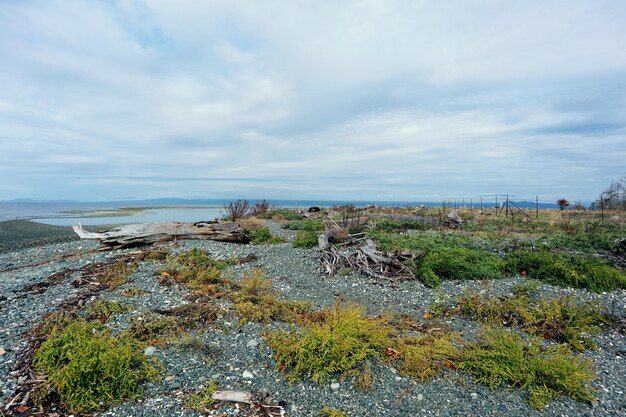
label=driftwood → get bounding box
[73,221,249,250]
[320,231,418,285]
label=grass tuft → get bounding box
[393,332,460,381]
[292,230,319,248]
[320,406,349,417]
[247,226,287,244]
[85,299,132,322]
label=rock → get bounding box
[242,371,254,379]
[478,388,490,396]
[417,393,424,401]
[330,382,340,391]
[169,381,182,390]
[470,392,478,400]
[246,339,260,348]
[164,375,175,381]
[144,346,157,356]
[0,347,5,355]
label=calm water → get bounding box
[36,207,222,226]
[0,203,222,226]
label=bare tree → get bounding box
[222,199,251,221]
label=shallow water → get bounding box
[33,207,223,226]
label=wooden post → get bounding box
[480,196,483,211]
[495,195,498,217]
[536,195,539,219]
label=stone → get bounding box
[169,381,182,390]
[144,346,157,356]
[330,382,340,391]
[470,392,478,400]
[0,347,6,356]
[417,393,424,401]
[247,339,260,348]
[242,371,254,379]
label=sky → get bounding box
[1,0,625,203]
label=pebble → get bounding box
[470,393,479,400]
[0,347,5,355]
[242,371,254,379]
[330,382,340,391]
[144,346,157,356]
[246,339,260,348]
[417,393,424,401]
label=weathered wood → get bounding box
[319,235,418,286]
[212,390,252,404]
[73,221,249,250]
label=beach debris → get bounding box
[72,221,249,250]
[320,233,417,286]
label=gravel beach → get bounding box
[1,220,624,417]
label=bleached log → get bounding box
[212,390,252,404]
[73,221,249,250]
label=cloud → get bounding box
[0,0,625,202]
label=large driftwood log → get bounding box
[73,221,249,250]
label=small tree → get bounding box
[556,198,570,211]
[252,199,270,216]
[222,199,251,221]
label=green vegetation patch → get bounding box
[504,250,626,293]
[32,318,161,415]
[265,300,393,383]
[393,332,460,381]
[283,219,325,231]
[414,247,503,288]
[100,259,137,290]
[458,328,596,409]
[185,380,218,411]
[123,313,183,347]
[320,406,349,417]
[265,208,304,221]
[247,226,287,244]
[458,290,608,351]
[233,269,311,325]
[370,218,432,232]
[86,299,132,322]
[292,230,319,248]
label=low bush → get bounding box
[370,219,432,232]
[293,230,319,248]
[393,332,460,381]
[266,208,304,221]
[32,318,160,415]
[233,269,311,324]
[100,260,137,290]
[414,247,503,288]
[504,251,626,293]
[458,328,596,409]
[283,219,325,231]
[320,407,349,417]
[247,226,287,244]
[458,290,608,351]
[265,300,393,383]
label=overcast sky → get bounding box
[1,0,625,202]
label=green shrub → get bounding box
[504,251,626,293]
[458,290,608,351]
[393,332,460,381]
[266,208,304,220]
[266,301,393,383]
[283,219,325,231]
[100,260,137,290]
[370,219,432,232]
[458,328,596,409]
[32,319,160,415]
[293,230,319,248]
[414,247,503,288]
[124,314,183,347]
[248,226,287,244]
[233,269,311,324]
